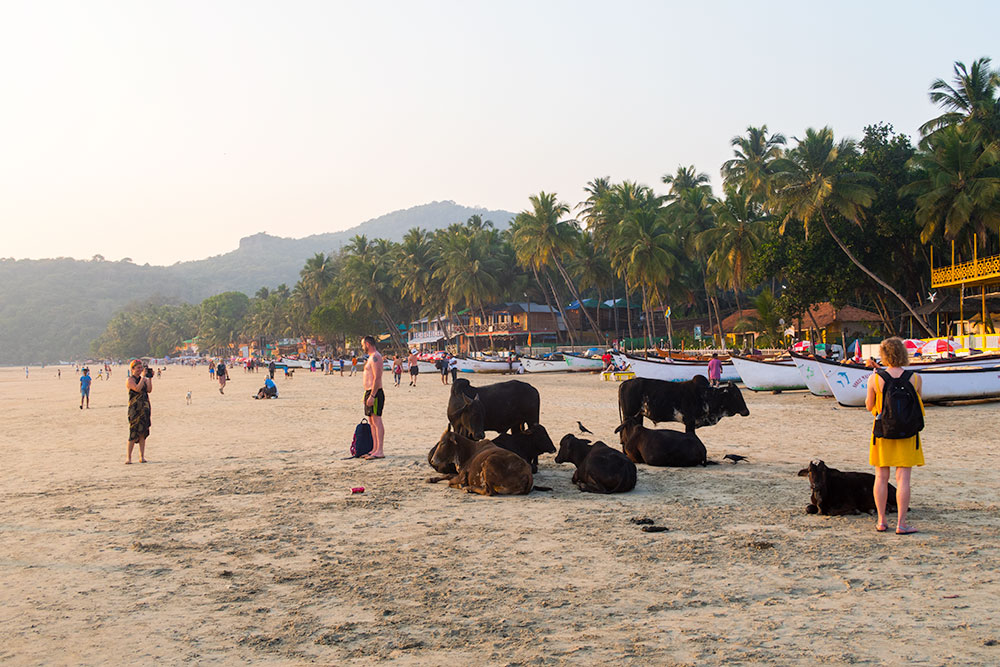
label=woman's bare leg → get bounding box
[895,467,913,532]
[127,440,135,464]
[138,436,147,463]
[873,466,890,530]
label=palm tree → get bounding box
[568,230,615,329]
[920,57,1000,142]
[770,127,934,335]
[698,188,773,317]
[299,252,336,310]
[433,224,503,351]
[511,192,604,341]
[340,236,407,350]
[662,165,711,201]
[611,207,679,347]
[721,125,786,202]
[902,125,1000,250]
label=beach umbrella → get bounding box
[920,339,958,356]
[902,339,923,352]
[849,339,863,362]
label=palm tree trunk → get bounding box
[479,306,495,350]
[545,271,576,346]
[625,287,635,347]
[712,295,726,351]
[553,257,604,342]
[819,211,933,336]
[641,284,652,354]
[531,265,564,345]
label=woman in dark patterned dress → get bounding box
[126,359,153,464]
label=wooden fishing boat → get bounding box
[789,353,834,397]
[611,352,741,383]
[730,356,805,391]
[563,353,606,371]
[454,356,521,374]
[812,354,1000,406]
[520,355,569,373]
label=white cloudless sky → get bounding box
[1,0,998,265]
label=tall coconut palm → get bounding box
[770,127,933,335]
[920,57,1000,142]
[433,224,502,350]
[340,236,407,350]
[901,125,1000,250]
[611,207,679,347]
[511,192,604,341]
[662,165,711,201]
[698,188,773,317]
[721,125,786,202]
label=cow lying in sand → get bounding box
[493,425,555,473]
[427,430,535,496]
[798,460,897,515]
[615,416,708,467]
[555,434,636,494]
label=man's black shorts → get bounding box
[364,388,385,417]
[409,366,418,376]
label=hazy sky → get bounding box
[2,1,998,266]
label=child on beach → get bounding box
[79,368,91,409]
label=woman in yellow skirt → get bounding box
[866,337,924,535]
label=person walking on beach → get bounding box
[392,355,402,387]
[350,355,358,377]
[126,359,153,464]
[449,354,458,383]
[217,360,228,394]
[407,349,419,386]
[866,337,924,535]
[338,356,345,376]
[79,367,91,409]
[268,359,276,380]
[707,353,723,387]
[209,360,216,381]
[361,335,385,459]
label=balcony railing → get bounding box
[932,253,1000,287]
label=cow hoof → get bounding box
[806,504,818,514]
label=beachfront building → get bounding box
[789,302,883,343]
[462,302,565,352]
[565,298,639,339]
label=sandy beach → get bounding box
[1,364,998,665]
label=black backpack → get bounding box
[351,418,374,457]
[874,370,924,440]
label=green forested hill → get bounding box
[1,201,514,364]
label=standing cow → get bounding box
[618,376,749,434]
[447,378,540,440]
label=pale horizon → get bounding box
[2,0,998,266]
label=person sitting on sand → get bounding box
[866,337,924,535]
[254,377,278,399]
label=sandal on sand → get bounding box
[362,454,385,460]
[876,524,888,532]
[896,526,919,535]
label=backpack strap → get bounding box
[899,369,914,382]
[875,369,892,386]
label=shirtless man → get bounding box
[407,349,419,386]
[361,335,385,459]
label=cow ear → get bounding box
[462,395,473,407]
[797,468,809,477]
[613,423,624,434]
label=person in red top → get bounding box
[707,352,723,387]
[602,350,613,372]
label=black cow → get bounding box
[797,460,897,516]
[614,416,707,466]
[447,378,540,440]
[493,424,555,473]
[619,376,749,434]
[555,434,636,493]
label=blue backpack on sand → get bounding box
[351,419,374,458]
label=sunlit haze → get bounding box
[1,0,997,265]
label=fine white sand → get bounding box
[1,364,998,665]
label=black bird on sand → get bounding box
[577,421,593,434]
[724,454,749,464]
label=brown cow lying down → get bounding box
[556,434,636,494]
[798,460,897,515]
[614,416,707,467]
[428,430,534,496]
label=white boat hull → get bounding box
[613,353,741,383]
[791,355,834,396]
[730,357,805,391]
[455,357,521,373]
[816,357,1000,406]
[520,357,568,373]
[563,353,605,371]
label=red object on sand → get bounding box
[351,487,365,494]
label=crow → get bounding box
[577,421,593,434]
[724,454,749,464]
